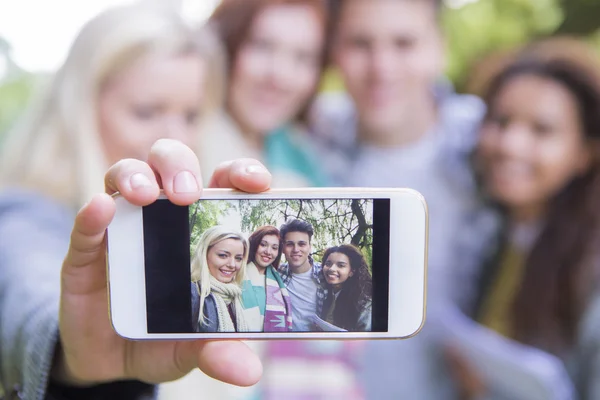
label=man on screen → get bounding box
[277,218,327,331]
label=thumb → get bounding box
[62,193,116,295]
[196,341,263,386]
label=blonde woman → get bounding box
[0,2,226,207]
[191,226,250,333]
[0,3,269,399]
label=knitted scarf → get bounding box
[264,265,293,331]
[209,276,249,332]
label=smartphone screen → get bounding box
[142,197,391,334]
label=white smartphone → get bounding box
[106,188,428,340]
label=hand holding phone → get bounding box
[107,187,428,340]
[52,139,266,388]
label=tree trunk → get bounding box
[189,201,200,235]
[296,199,304,219]
[351,200,368,246]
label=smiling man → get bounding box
[303,0,487,398]
[312,0,484,324]
[277,218,327,331]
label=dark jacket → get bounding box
[321,290,372,332]
[191,282,218,333]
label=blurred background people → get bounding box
[0,3,224,206]
[163,1,332,397]
[313,0,483,308]
[2,0,600,399]
[199,0,329,188]
[306,0,484,398]
[258,0,473,397]
[446,36,600,400]
[0,3,227,399]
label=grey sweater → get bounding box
[310,82,485,399]
[0,189,155,400]
[451,206,600,400]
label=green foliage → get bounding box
[590,29,600,52]
[443,0,564,90]
[319,68,345,93]
[556,0,600,35]
[2,0,600,148]
[189,200,234,256]
[0,36,45,143]
[187,198,375,275]
[237,198,374,267]
[0,73,39,142]
[188,198,374,267]
[320,0,599,94]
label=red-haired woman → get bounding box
[241,225,292,332]
[198,0,330,188]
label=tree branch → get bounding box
[296,199,303,219]
[351,199,368,246]
[189,201,200,235]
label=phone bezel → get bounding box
[106,188,428,340]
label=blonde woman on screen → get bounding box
[191,226,251,333]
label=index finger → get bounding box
[104,159,160,204]
[208,159,271,192]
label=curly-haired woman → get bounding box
[320,244,372,331]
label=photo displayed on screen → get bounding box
[142,197,390,334]
[189,198,387,333]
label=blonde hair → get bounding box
[191,225,249,323]
[0,2,226,209]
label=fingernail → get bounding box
[130,173,152,189]
[244,164,269,175]
[174,171,199,193]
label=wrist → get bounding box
[50,341,96,388]
[47,379,156,400]
[48,342,156,399]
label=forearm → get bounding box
[0,194,69,399]
[1,266,159,400]
[0,194,158,400]
[1,284,61,400]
